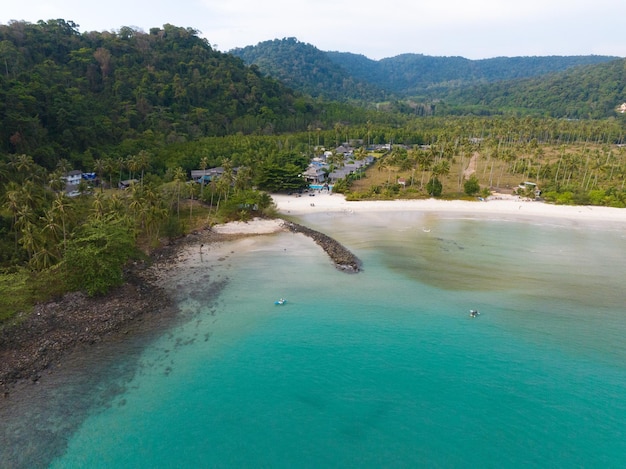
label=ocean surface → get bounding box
[2,209,626,468]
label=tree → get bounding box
[199,156,208,197]
[426,177,443,197]
[93,158,106,192]
[52,192,73,251]
[255,163,307,192]
[63,215,138,296]
[172,166,186,220]
[234,166,253,192]
[464,175,481,196]
[430,160,451,195]
[3,183,22,249]
[136,150,150,186]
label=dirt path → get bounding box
[463,152,479,179]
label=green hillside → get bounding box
[328,52,618,96]
[231,38,617,108]
[443,58,626,118]
[0,21,323,169]
[231,38,384,102]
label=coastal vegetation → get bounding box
[0,19,625,319]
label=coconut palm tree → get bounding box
[92,158,107,192]
[52,192,73,251]
[432,160,451,179]
[126,154,140,181]
[199,156,209,197]
[173,166,186,220]
[18,220,37,262]
[3,183,22,248]
[136,150,150,186]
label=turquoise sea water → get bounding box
[2,210,626,468]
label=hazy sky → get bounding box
[2,0,625,60]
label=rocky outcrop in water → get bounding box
[283,221,361,273]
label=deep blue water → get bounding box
[2,211,626,468]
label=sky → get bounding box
[1,0,625,60]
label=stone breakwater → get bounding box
[282,221,361,273]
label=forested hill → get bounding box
[229,37,617,100]
[230,38,384,102]
[0,20,321,169]
[444,58,626,118]
[327,52,619,97]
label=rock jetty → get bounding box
[283,221,361,273]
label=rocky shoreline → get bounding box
[0,262,174,397]
[0,228,226,397]
[0,219,360,397]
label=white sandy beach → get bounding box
[211,218,285,234]
[208,192,626,235]
[272,192,626,224]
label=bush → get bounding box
[463,175,480,196]
[426,177,443,197]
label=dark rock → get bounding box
[283,221,361,273]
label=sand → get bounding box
[271,192,626,225]
[207,192,626,235]
[210,218,285,234]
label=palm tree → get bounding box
[31,245,59,271]
[18,220,37,262]
[136,150,150,186]
[432,160,451,179]
[107,193,125,214]
[52,192,72,251]
[199,156,209,197]
[430,160,451,195]
[334,122,343,147]
[4,183,22,248]
[40,209,62,245]
[127,154,139,181]
[416,151,433,188]
[173,166,186,220]
[117,156,127,187]
[93,158,107,192]
[234,166,253,192]
[128,184,145,226]
[327,151,345,171]
[48,170,66,193]
[103,157,116,189]
[56,158,72,175]
[145,202,168,246]
[12,154,35,180]
[36,209,63,269]
[354,147,368,179]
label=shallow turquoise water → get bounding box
[3,211,626,468]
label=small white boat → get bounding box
[275,298,287,305]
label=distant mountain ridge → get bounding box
[230,38,623,117]
[327,52,619,96]
[444,58,626,118]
